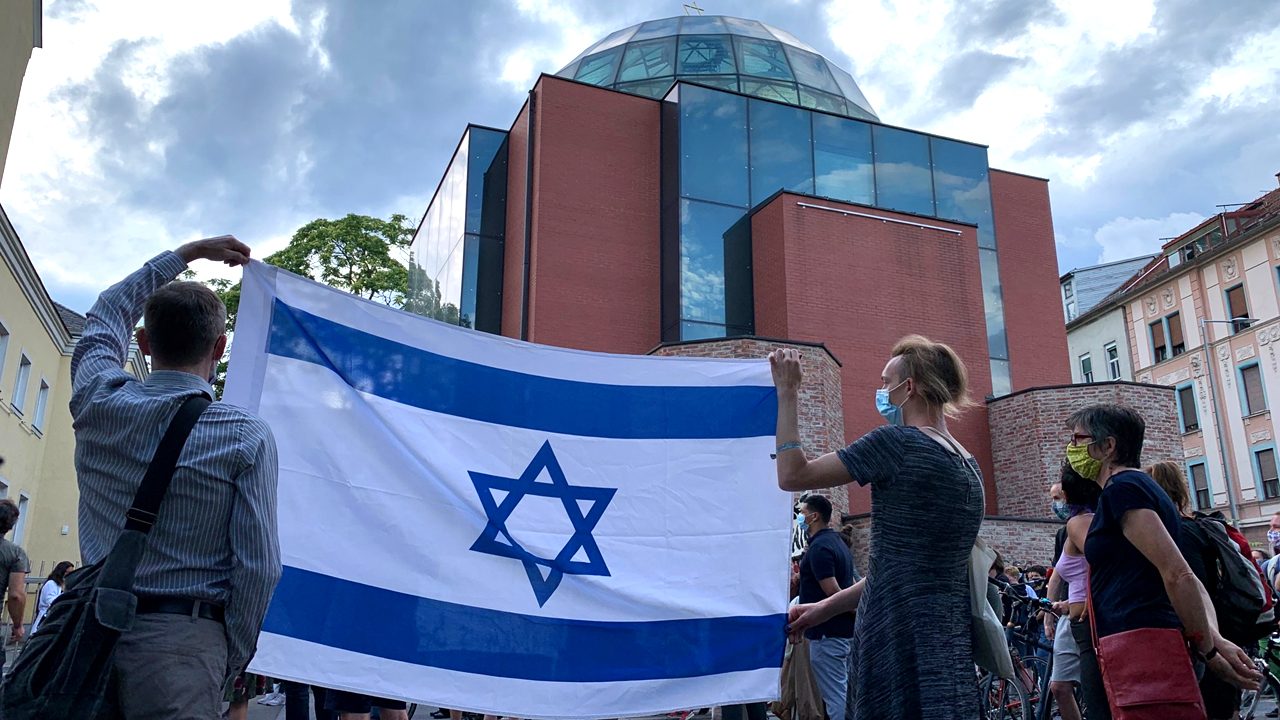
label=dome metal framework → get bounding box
[556,15,879,122]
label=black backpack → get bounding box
[1185,513,1269,639]
[3,396,209,719]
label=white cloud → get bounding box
[1,0,317,308]
[1093,212,1206,263]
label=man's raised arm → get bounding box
[71,237,251,400]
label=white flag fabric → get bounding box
[223,262,790,719]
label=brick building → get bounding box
[406,15,1151,567]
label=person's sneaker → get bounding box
[430,711,450,719]
[257,691,286,706]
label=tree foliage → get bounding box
[268,213,414,306]
[183,212,467,394]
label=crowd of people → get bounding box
[2,236,1276,720]
[773,340,1270,719]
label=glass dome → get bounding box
[556,15,879,122]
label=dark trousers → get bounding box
[1069,620,1112,720]
[721,703,768,720]
[283,681,334,720]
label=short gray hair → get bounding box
[143,282,226,366]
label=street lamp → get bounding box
[1199,316,1258,525]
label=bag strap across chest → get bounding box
[123,394,212,534]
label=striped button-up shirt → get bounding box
[71,251,281,676]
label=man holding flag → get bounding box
[71,236,281,719]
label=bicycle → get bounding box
[1240,632,1280,719]
[991,579,1085,720]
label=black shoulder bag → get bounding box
[3,395,211,719]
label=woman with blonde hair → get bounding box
[776,335,984,720]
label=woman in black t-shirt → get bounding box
[1064,404,1259,700]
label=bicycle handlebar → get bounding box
[988,576,1058,616]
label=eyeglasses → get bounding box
[1069,433,1094,446]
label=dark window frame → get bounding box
[1255,447,1280,500]
[1176,383,1199,433]
[1240,362,1268,416]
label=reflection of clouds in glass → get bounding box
[680,253,726,323]
[815,167,873,202]
[417,134,470,280]
[874,161,932,190]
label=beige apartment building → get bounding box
[1,1,148,593]
[1068,180,1280,540]
[0,0,40,187]
[1,206,149,581]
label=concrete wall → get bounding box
[0,0,37,186]
[1067,307,1133,382]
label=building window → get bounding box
[1150,320,1167,363]
[812,113,873,206]
[33,380,49,432]
[1079,353,1093,383]
[1166,312,1185,356]
[12,494,28,546]
[11,354,31,415]
[748,98,814,206]
[0,322,8,384]
[1106,343,1121,380]
[1063,281,1076,322]
[1257,448,1280,499]
[1149,313,1184,364]
[1177,384,1199,432]
[1189,463,1210,509]
[1226,284,1253,333]
[1241,363,1267,416]
[872,124,935,216]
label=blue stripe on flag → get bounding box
[264,566,787,682]
[266,299,777,439]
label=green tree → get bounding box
[183,212,467,394]
[268,213,414,306]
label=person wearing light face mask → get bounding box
[1268,512,1280,556]
[771,335,984,720]
[1065,404,1261,716]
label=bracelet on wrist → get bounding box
[1200,645,1219,662]
[771,441,802,459]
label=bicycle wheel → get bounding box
[1020,655,1049,714]
[1242,669,1280,720]
[982,673,1032,720]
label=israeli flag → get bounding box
[224,263,790,718]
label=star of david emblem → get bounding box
[469,440,616,606]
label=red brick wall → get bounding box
[988,381,1182,519]
[751,194,997,514]
[523,76,662,354]
[990,170,1071,391]
[842,514,1059,573]
[501,102,530,340]
[652,338,847,515]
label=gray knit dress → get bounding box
[837,425,985,720]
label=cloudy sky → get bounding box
[4,0,1279,312]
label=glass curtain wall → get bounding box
[409,126,508,333]
[664,82,1011,395]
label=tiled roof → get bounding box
[53,302,86,336]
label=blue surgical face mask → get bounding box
[876,380,908,426]
[797,512,809,535]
